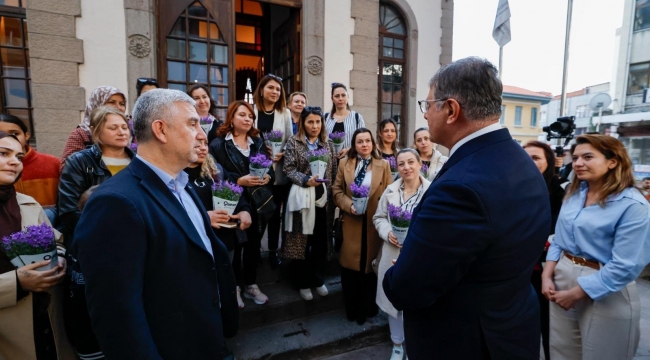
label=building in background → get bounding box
[500,85,551,144]
[8,0,452,155]
[540,83,610,135]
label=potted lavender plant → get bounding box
[249,153,273,178]
[2,223,58,271]
[200,116,213,134]
[388,203,413,246]
[350,183,370,215]
[329,131,345,154]
[387,156,399,180]
[264,129,284,157]
[421,163,430,180]
[212,180,244,216]
[307,147,330,180]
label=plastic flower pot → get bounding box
[310,160,327,180]
[391,225,409,246]
[333,142,344,155]
[10,250,58,271]
[249,165,268,179]
[212,197,239,216]
[200,123,212,134]
[269,141,283,157]
[352,196,368,215]
[391,171,399,181]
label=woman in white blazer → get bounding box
[252,74,293,267]
[413,127,448,181]
[373,148,431,360]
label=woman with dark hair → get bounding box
[188,84,222,144]
[332,128,392,325]
[209,100,274,305]
[184,139,252,309]
[325,83,366,159]
[0,131,74,360]
[135,77,158,97]
[523,140,566,360]
[376,118,400,159]
[0,114,60,208]
[542,135,650,360]
[283,106,336,300]
[252,74,293,268]
[413,127,447,181]
[60,86,127,170]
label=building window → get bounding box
[635,0,650,32]
[164,1,229,119]
[378,3,407,145]
[500,105,505,124]
[530,107,537,127]
[515,106,522,126]
[575,104,589,118]
[628,62,650,96]
[0,3,32,141]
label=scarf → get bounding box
[354,156,371,186]
[81,86,127,132]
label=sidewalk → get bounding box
[322,278,650,360]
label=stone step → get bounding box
[239,255,343,330]
[226,309,389,360]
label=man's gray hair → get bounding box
[132,88,196,143]
[429,57,502,122]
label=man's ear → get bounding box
[445,99,462,125]
[151,119,168,144]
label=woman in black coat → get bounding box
[523,141,566,360]
[209,100,274,306]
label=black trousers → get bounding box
[238,213,268,285]
[293,206,328,289]
[531,267,550,360]
[267,183,290,251]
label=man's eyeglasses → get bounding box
[418,99,448,113]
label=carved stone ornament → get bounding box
[410,88,417,97]
[129,35,151,58]
[307,56,323,76]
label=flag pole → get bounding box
[559,0,574,117]
[498,46,503,80]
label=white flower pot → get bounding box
[352,196,368,215]
[10,250,58,271]
[249,165,268,179]
[309,160,327,179]
[333,142,344,155]
[391,225,409,246]
[200,123,212,134]
[213,196,239,215]
[270,141,283,156]
[391,171,399,181]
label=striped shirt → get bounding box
[325,110,365,149]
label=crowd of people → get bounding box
[1,57,649,360]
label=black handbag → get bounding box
[333,214,344,252]
[248,185,276,220]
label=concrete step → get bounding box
[226,309,389,360]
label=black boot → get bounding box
[269,250,281,269]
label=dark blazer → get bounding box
[383,128,551,360]
[73,157,238,360]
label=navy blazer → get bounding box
[383,128,551,360]
[73,157,238,360]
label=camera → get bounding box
[543,116,575,158]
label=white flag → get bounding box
[493,0,511,47]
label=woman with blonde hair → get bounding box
[287,91,307,135]
[542,134,650,360]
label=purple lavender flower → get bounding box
[420,163,429,177]
[264,129,284,142]
[212,180,243,201]
[328,131,346,144]
[387,203,412,227]
[250,153,273,169]
[387,156,397,172]
[307,147,331,162]
[350,183,370,198]
[1,223,56,257]
[200,116,213,125]
[129,142,138,152]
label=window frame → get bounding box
[500,105,505,125]
[530,107,537,127]
[634,0,650,32]
[628,61,650,96]
[514,106,522,127]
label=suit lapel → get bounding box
[186,183,221,248]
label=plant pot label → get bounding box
[352,196,369,215]
[391,225,409,245]
[310,160,327,179]
[249,166,268,179]
[10,250,58,271]
[213,196,238,215]
[270,141,283,156]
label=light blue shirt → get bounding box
[305,136,319,151]
[547,182,650,300]
[136,155,214,258]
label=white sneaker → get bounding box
[390,345,404,360]
[315,284,329,297]
[300,288,313,301]
[244,284,268,305]
[236,286,245,309]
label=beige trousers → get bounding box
[550,254,640,360]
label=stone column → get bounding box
[27,0,85,156]
[124,0,156,110]
[302,0,325,108]
[440,0,453,66]
[350,0,379,134]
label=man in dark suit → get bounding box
[73,89,238,359]
[383,57,550,359]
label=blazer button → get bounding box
[213,299,220,307]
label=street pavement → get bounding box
[323,278,650,360]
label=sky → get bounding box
[453,0,625,96]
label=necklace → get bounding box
[262,106,275,115]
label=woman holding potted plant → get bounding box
[0,131,75,360]
[210,100,274,306]
[376,119,400,160]
[253,74,293,269]
[413,127,448,181]
[325,83,366,159]
[188,84,222,144]
[184,139,252,309]
[373,148,431,360]
[282,106,337,301]
[332,128,392,325]
[287,92,307,135]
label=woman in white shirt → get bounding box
[324,83,366,159]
